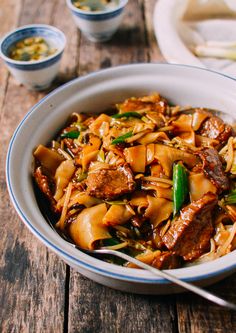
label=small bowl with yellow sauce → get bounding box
[0,24,66,90]
[66,0,128,42]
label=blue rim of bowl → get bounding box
[6,63,236,284]
[0,24,66,70]
[66,0,128,21]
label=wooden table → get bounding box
[1,1,236,332]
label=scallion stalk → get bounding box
[111,131,133,145]
[173,162,188,216]
[61,130,80,139]
[112,112,142,119]
[194,45,236,61]
[224,189,236,205]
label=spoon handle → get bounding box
[96,248,236,310]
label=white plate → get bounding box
[154,0,236,76]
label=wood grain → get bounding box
[0,0,22,118]
[0,75,65,333]
[0,1,73,332]
[176,275,236,333]
[51,0,80,83]
[1,0,236,332]
[69,275,178,333]
[78,0,149,76]
[144,0,164,62]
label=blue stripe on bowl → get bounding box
[4,52,62,70]
[1,27,63,55]
[0,26,65,70]
[71,7,123,21]
[6,63,236,284]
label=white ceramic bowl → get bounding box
[66,0,128,42]
[0,24,66,90]
[6,64,236,294]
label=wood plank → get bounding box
[0,0,22,119]
[50,0,80,83]
[77,0,149,76]
[68,1,178,332]
[0,0,80,331]
[69,275,178,333]
[0,64,65,333]
[176,274,236,333]
[144,0,165,62]
[18,0,57,25]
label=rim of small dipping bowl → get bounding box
[0,24,66,66]
[66,0,128,15]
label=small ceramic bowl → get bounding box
[0,24,66,90]
[66,0,128,42]
[6,64,236,294]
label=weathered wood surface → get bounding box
[0,0,236,332]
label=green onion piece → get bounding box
[173,162,188,216]
[224,189,236,205]
[111,131,133,145]
[112,112,142,119]
[61,130,80,139]
[21,52,31,61]
[224,197,236,205]
[102,238,121,247]
[76,172,87,182]
[141,116,149,123]
[194,45,236,61]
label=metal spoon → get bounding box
[47,219,236,310]
[87,247,236,310]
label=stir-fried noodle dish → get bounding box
[33,93,236,269]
